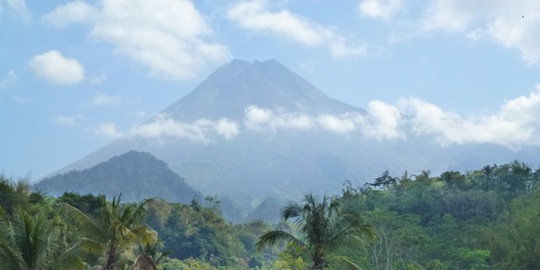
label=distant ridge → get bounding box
[35,151,199,203]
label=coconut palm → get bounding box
[61,195,155,270]
[256,193,374,270]
[0,210,83,270]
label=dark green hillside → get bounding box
[34,151,199,203]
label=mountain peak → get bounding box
[163,59,361,120]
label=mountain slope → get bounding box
[162,59,363,120]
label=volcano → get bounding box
[36,59,522,215]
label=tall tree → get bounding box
[61,196,154,270]
[256,193,374,270]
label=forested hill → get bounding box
[33,150,199,203]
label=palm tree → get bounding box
[61,195,155,270]
[0,210,83,270]
[256,193,374,270]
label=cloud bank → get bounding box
[29,50,85,85]
[96,88,540,150]
[44,0,230,79]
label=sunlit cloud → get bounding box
[227,0,367,58]
[42,0,97,28]
[44,0,230,80]
[415,0,540,64]
[29,50,85,85]
[358,0,403,20]
[398,88,540,149]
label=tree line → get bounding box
[2,160,540,269]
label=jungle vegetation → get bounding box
[1,160,540,269]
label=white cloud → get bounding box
[2,0,30,20]
[0,70,16,88]
[361,100,404,140]
[95,89,540,149]
[416,0,540,64]
[95,123,125,138]
[317,114,357,133]
[45,0,229,80]
[29,50,85,85]
[358,0,403,19]
[131,115,239,142]
[88,94,137,107]
[42,0,97,28]
[244,105,313,131]
[53,115,79,127]
[227,0,366,58]
[398,88,540,148]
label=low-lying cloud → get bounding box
[94,88,540,150]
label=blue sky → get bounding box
[1,0,540,181]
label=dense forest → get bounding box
[2,160,540,269]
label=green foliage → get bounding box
[5,160,540,269]
[60,195,155,270]
[257,193,375,270]
[0,209,83,270]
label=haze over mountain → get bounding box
[40,59,533,211]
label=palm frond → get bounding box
[59,203,105,243]
[44,242,84,270]
[256,230,304,251]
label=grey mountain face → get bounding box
[41,59,526,215]
[162,59,362,120]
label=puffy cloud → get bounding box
[358,0,403,19]
[0,70,16,89]
[42,0,97,28]
[361,100,404,140]
[29,50,85,85]
[45,0,229,79]
[399,89,540,148]
[227,0,366,58]
[417,0,540,64]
